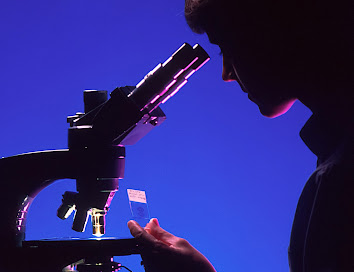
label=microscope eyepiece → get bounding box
[128,43,210,113]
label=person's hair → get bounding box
[184,0,307,36]
[184,0,212,34]
[185,0,353,95]
[185,0,354,38]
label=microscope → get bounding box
[0,43,209,272]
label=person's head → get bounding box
[185,0,353,117]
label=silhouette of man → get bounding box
[128,0,353,271]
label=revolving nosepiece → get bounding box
[57,190,116,237]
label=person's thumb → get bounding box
[145,218,178,246]
[128,220,160,245]
[128,220,144,237]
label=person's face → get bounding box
[207,17,298,118]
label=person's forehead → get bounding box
[204,20,225,44]
[205,21,231,46]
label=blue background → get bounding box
[0,1,316,271]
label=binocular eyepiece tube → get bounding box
[128,43,210,113]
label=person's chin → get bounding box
[257,100,296,118]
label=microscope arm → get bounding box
[0,146,125,248]
[0,147,126,271]
[0,149,74,248]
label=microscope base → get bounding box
[19,238,139,272]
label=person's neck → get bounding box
[297,80,353,117]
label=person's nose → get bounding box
[222,56,237,82]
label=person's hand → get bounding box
[128,218,216,272]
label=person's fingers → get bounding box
[128,220,146,238]
[128,220,158,244]
[144,218,158,234]
[150,218,160,226]
[128,220,216,272]
[144,218,180,246]
[128,220,172,251]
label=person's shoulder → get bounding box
[319,133,354,185]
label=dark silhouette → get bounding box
[128,0,354,271]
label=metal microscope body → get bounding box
[0,43,210,271]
